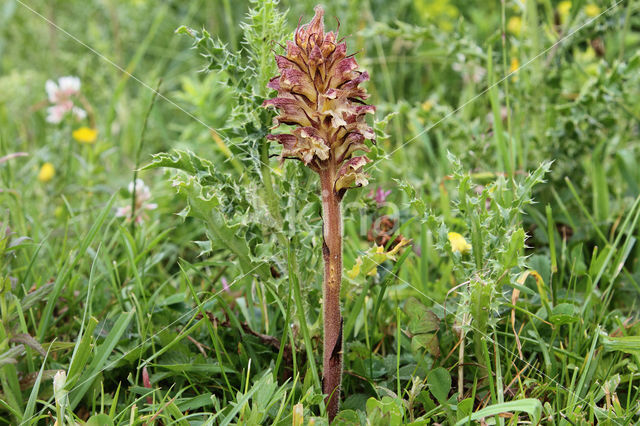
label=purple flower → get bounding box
[221,277,230,293]
[368,187,391,207]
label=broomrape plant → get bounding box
[5,0,640,424]
[263,6,375,420]
[146,2,378,421]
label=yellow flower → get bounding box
[585,4,600,17]
[38,162,55,182]
[510,57,520,73]
[347,239,411,279]
[558,1,572,23]
[510,57,520,81]
[448,232,472,255]
[72,127,98,144]
[347,257,362,279]
[413,0,459,31]
[421,100,433,112]
[507,16,522,36]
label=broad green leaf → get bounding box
[85,413,114,426]
[366,396,403,426]
[549,303,578,326]
[427,367,451,405]
[333,409,361,425]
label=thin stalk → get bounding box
[618,0,634,61]
[221,0,237,50]
[289,246,322,394]
[500,0,515,177]
[130,80,160,235]
[458,314,468,401]
[320,165,343,422]
[396,306,401,400]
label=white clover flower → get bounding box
[116,179,158,224]
[44,76,86,124]
[72,106,86,120]
[46,76,80,103]
[46,103,70,124]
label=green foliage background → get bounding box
[1,0,640,424]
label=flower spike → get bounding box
[263,5,375,184]
[263,6,376,422]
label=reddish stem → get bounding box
[319,164,343,422]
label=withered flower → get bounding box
[263,6,375,422]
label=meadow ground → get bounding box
[1,0,640,424]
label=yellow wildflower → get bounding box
[38,162,55,182]
[413,0,459,32]
[421,100,433,112]
[507,16,522,36]
[347,257,362,279]
[585,4,600,17]
[510,57,520,73]
[558,1,572,23]
[347,238,411,279]
[510,57,520,81]
[448,232,472,255]
[72,127,98,144]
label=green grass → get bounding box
[1,0,640,424]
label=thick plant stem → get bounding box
[320,165,343,422]
[262,6,374,421]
